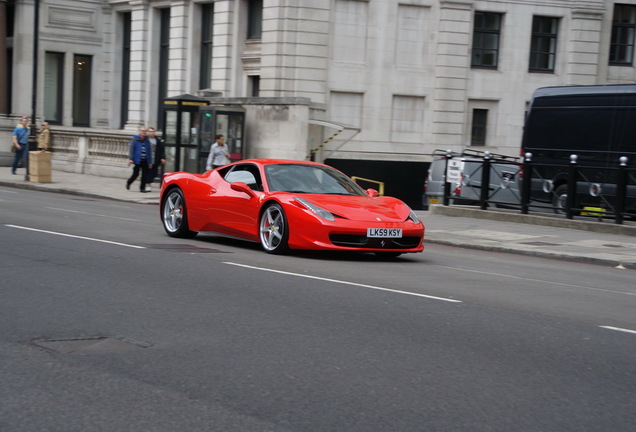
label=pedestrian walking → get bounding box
[11,115,30,175]
[205,134,230,170]
[126,127,152,192]
[145,127,165,192]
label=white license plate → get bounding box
[367,228,403,238]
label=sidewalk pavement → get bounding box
[2,166,635,269]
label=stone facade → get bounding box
[3,0,636,168]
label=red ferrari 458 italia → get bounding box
[160,159,424,256]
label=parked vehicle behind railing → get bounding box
[427,149,635,224]
[521,84,636,215]
[423,148,521,208]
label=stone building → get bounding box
[2,0,636,207]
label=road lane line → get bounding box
[5,224,146,249]
[434,264,636,297]
[224,262,462,303]
[45,207,142,222]
[599,326,636,335]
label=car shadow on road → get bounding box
[195,234,423,262]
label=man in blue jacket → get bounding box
[126,127,152,192]
[11,115,30,175]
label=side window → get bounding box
[529,16,559,72]
[224,164,263,190]
[471,12,502,69]
[610,4,636,65]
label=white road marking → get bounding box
[224,262,462,303]
[45,207,141,222]
[434,264,636,297]
[599,326,636,335]
[5,224,146,249]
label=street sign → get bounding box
[446,159,464,183]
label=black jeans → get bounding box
[127,160,149,191]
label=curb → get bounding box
[426,204,636,237]
[0,179,159,205]
[424,237,635,270]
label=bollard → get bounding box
[615,156,628,225]
[480,151,491,210]
[521,152,533,214]
[566,154,578,219]
[443,149,453,206]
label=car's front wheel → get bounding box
[259,203,289,254]
[161,187,197,238]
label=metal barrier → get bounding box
[352,176,385,196]
[442,151,635,225]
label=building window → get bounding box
[332,0,368,64]
[158,8,170,128]
[396,5,428,68]
[610,4,636,65]
[391,95,425,143]
[471,109,488,146]
[247,0,263,40]
[471,12,501,69]
[2,1,16,113]
[529,16,559,72]
[330,91,363,129]
[73,55,91,126]
[120,12,131,129]
[249,76,260,97]
[44,52,64,124]
[200,3,214,89]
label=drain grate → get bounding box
[30,336,152,354]
[144,243,230,253]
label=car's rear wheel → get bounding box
[259,203,289,254]
[162,188,197,238]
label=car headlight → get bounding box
[295,197,335,221]
[407,208,421,224]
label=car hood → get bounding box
[297,195,412,222]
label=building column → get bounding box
[260,1,330,103]
[432,0,473,150]
[11,0,36,117]
[167,0,189,96]
[126,0,149,130]
[565,8,604,85]
[210,0,235,96]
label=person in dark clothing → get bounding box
[145,127,166,192]
[126,127,152,192]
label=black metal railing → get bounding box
[441,151,635,224]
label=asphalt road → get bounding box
[1,187,635,431]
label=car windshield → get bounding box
[265,164,366,196]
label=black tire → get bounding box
[161,187,197,238]
[259,203,289,254]
[552,184,568,214]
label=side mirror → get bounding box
[231,182,257,198]
[366,188,379,198]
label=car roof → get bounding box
[234,159,329,167]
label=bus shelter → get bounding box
[161,94,209,173]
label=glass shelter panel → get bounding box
[164,111,178,172]
[198,108,245,172]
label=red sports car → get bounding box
[160,159,424,256]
